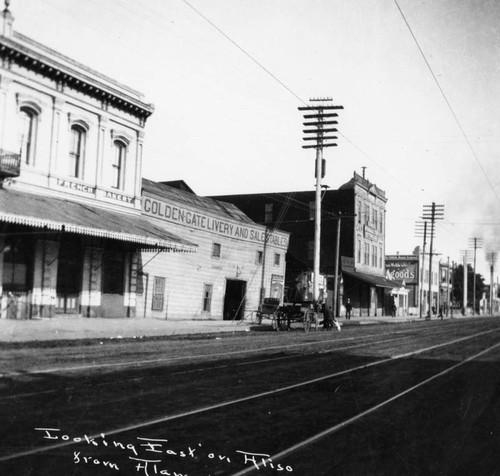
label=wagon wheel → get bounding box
[256,310,263,325]
[303,311,311,332]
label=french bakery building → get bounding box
[0,6,195,320]
[139,180,289,320]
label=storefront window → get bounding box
[2,238,31,292]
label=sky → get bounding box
[10,0,500,282]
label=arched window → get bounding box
[112,140,126,189]
[69,125,86,178]
[19,107,38,166]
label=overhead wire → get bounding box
[393,0,499,263]
[180,0,307,106]
[172,0,474,259]
[21,0,494,265]
[393,0,500,204]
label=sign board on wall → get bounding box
[271,274,284,301]
[385,256,419,285]
[142,196,289,249]
[341,256,355,272]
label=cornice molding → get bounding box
[0,36,154,122]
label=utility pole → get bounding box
[298,98,343,302]
[333,213,342,317]
[446,256,450,316]
[415,220,430,318]
[459,250,471,316]
[487,252,497,315]
[451,260,455,317]
[468,237,483,315]
[422,203,444,318]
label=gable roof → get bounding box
[142,179,254,224]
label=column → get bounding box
[124,251,138,318]
[81,246,103,317]
[32,240,59,318]
[0,236,4,318]
[95,115,109,188]
[48,97,65,176]
[134,130,144,210]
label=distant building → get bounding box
[0,6,194,319]
[385,254,417,316]
[139,180,289,320]
[439,260,452,315]
[210,171,398,317]
[387,248,446,317]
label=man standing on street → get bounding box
[345,298,352,320]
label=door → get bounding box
[101,251,125,318]
[223,279,246,321]
[56,242,83,314]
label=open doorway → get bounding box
[223,279,246,321]
[56,241,83,314]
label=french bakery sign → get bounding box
[143,197,289,249]
[56,178,95,195]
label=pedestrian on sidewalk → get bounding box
[345,298,352,320]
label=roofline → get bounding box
[0,33,154,120]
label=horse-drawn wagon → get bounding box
[273,301,319,332]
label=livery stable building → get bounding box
[139,180,289,320]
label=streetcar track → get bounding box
[231,339,500,475]
[0,320,478,378]
[0,334,418,400]
[1,326,498,463]
[1,335,409,403]
[0,324,477,400]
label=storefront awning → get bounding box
[342,269,400,289]
[0,189,197,252]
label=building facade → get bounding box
[140,180,289,320]
[385,254,418,316]
[439,259,452,316]
[0,7,194,319]
[388,248,445,317]
[211,171,397,317]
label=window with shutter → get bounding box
[151,276,166,311]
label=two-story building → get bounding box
[0,6,195,319]
[139,180,289,320]
[211,171,397,317]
